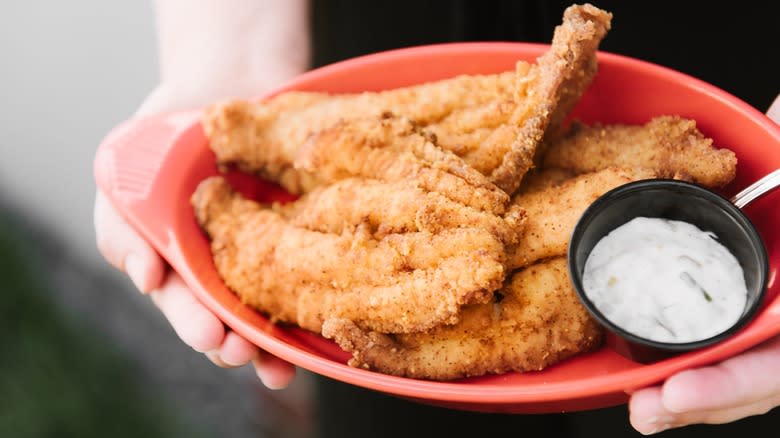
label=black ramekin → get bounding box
[568,179,768,362]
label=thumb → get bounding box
[767,94,780,123]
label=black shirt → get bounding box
[312,0,778,110]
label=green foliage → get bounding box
[0,214,202,438]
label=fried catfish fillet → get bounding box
[281,178,525,246]
[461,3,612,193]
[506,167,657,270]
[543,115,738,187]
[322,257,603,380]
[204,71,517,193]
[204,4,612,195]
[192,177,519,334]
[514,167,577,195]
[294,116,510,214]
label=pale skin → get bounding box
[94,0,309,389]
[93,0,780,429]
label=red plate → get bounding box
[94,43,780,413]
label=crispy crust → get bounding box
[323,258,603,380]
[543,115,738,187]
[192,176,518,334]
[204,72,517,194]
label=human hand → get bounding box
[94,0,308,390]
[629,94,780,434]
[629,336,780,434]
[95,191,295,389]
[94,83,297,389]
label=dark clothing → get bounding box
[312,0,778,111]
[316,376,779,438]
[308,1,778,437]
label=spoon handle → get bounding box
[731,168,780,209]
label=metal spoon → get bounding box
[731,168,780,208]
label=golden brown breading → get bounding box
[424,61,532,171]
[485,3,611,193]
[322,257,603,380]
[543,115,738,187]
[284,178,525,246]
[514,167,577,195]
[204,5,611,196]
[506,167,657,270]
[192,176,512,334]
[294,116,510,214]
[204,72,517,194]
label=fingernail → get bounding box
[644,416,675,424]
[125,254,147,292]
[641,416,675,435]
[206,350,230,368]
[645,424,671,435]
[220,353,249,367]
[255,367,286,391]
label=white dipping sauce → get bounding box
[583,217,747,343]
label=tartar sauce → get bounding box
[583,217,747,343]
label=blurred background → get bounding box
[1,1,777,437]
[1,2,315,437]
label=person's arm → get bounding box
[629,94,780,434]
[141,0,309,112]
[95,0,310,388]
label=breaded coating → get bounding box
[515,167,577,195]
[543,115,738,187]
[425,62,531,171]
[322,258,603,380]
[294,116,510,214]
[506,167,657,270]
[192,177,511,334]
[485,3,611,193]
[284,178,525,246]
[204,4,611,196]
[204,72,517,194]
